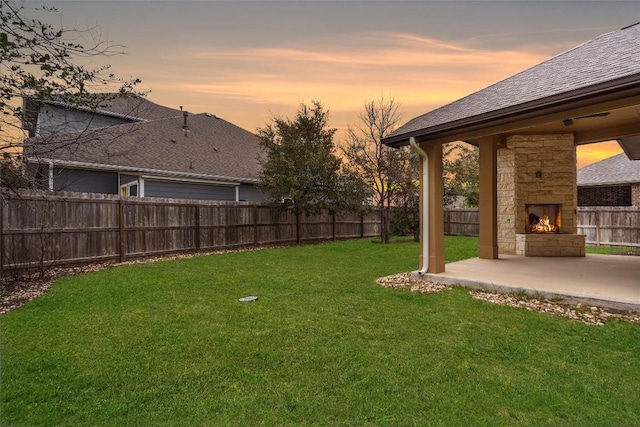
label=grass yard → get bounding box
[585,245,640,255]
[1,236,639,426]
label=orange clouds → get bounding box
[576,141,623,169]
[132,30,617,167]
[148,31,550,115]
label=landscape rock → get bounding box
[377,272,640,326]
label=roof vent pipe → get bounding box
[183,111,188,130]
[409,137,429,275]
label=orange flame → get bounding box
[531,215,558,233]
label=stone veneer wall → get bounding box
[498,134,578,254]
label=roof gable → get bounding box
[385,23,640,145]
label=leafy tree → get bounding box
[257,101,368,217]
[443,143,480,207]
[342,97,418,243]
[0,0,142,181]
[389,156,420,240]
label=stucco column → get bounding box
[423,142,445,273]
[478,136,499,259]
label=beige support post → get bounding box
[424,143,445,273]
[478,135,499,259]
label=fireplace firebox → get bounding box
[525,204,561,234]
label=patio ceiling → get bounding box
[470,99,640,158]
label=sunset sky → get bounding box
[24,0,640,168]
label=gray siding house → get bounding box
[24,96,266,202]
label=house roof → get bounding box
[31,95,183,122]
[577,153,640,186]
[383,23,640,149]
[93,95,184,121]
[26,112,263,183]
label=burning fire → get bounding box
[531,215,558,233]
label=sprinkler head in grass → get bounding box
[239,296,259,302]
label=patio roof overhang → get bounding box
[383,74,640,159]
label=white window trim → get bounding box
[139,177,145,197]
[140,174,240,187]
[120,180,139,197]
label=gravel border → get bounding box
[377,272,640,326]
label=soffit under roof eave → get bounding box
[578,180,640,187]
[384,76,640,148]
[617,136,640,160]
[26,157,259,184]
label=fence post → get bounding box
[361,213,365,238]
[0,196,4,280]
[194,204,201,251]
[119,198,126,262]
[444,210,450,235]
[254,205,259,245]
[595,208,601,247]
[296,213,301,244]
[332,212,336,241]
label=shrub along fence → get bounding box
[0,191,380,277]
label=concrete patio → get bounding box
[416,254,640,312]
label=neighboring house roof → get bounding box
[26,111,263,184]
[27,94,183,122]
[383,23,640,148]
[91,95,184,121]
[577,153,640,186]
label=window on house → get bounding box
[120,182,139,197]
[578,185,631,206]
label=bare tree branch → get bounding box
[341,97,418,242]
[1,0,144,191]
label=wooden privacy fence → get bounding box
[0,191,380,276]
[443,209,479,236]
[442,207,640,247]
[5,191,635,276]
[576,207,640,247]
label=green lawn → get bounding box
[585,245,640,255]
[1,237,639,426]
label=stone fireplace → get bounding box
[498,134,585,257]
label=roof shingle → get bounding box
[27,112,263,183]
[577,153,640,186]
